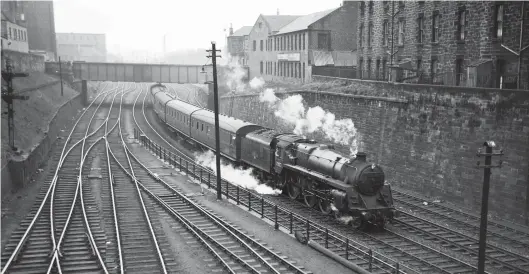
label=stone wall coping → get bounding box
[312,75,529,94]
[221,89,409,104]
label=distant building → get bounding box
[20,1,57,61]
[1,5,29,53]
[357,1,529,89]
[227,25,252,66]
[247,14,300,81]
[56,33,107,62]
[247,1,358,83]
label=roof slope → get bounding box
[231,26,252,37]
[262,15,300,32]
[275,8,339,35]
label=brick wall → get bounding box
[220,77,529,225]
[1,50,45,73]
[357,1,529,89]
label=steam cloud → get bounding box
[195,150,282,195]
[259,88,360,156]
[249,77,265,90]
[223,55,248,93]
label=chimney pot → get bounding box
[355,152,367,162]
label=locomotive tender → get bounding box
[150,84,397,230]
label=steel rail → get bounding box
[115,101,168,274]
[47,83,125,273]
[49,83,121,259]
[0,82,119,274]
[123,145,307,274]
[102,83,139,274]
[392,191,529,250]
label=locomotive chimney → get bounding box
[355,152,367,162]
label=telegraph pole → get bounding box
[2,53,29,150]
[206,41,223,200]
[58,56,64,96]
[476,141,503,274]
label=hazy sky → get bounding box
[53,0,344,54]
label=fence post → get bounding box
[248,192,252,211]
[237,186,240,205]
[180,158,182,172]
[274,205,278,230]
[208,173,211,188]
[261,197,264,218]
[306,219,310,241]
[185,161,188,175]
[345,238,349,260]
[395,262,399,274]
[289,212,293,234]
[325,228,329,248]
[369,249,373,271]
[226,180,229,199]
[200,169,203,184]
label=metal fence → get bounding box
[312,66,356,79]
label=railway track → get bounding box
[392,190,529,253]
[1,82,124,274]
[114,89,308,273]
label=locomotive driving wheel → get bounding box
[287,174,301,200]
[303,180,318,208]
[318,196,333,215]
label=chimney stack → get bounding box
[229,23,233,35]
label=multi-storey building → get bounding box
[56,33,107,62]
[20,1,57,61]
[227,25,252,66]
[357,1,529,89]
[1,1,29,53]
[247,14,300,80]
[247,1,358,83]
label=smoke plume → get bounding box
[249,77,265,90]
[258,88,360,156]
[195,150,282,195]
[223,55,248,93]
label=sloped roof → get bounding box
[275,8,339,35]
[231,26,252,37]
[262,15,300,32]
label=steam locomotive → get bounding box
[150,84,397,230]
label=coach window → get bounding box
[201,124,204,131]
[196,121,199,129]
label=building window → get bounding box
[359,59,364,78]
[455,58,464,86]
[417,58,422,77]
[398,20,405,45]
[367,58,372,79]
[359,24,364,47]
[457,8,468,41]
[431,58,438,82]
[302,33,305,50]
[432,12,440,42]
[318,33,328,50]
[360,1,365,15]
[260,40,263,51]
[302,62,305,79]
[298,34,302,51]
[253,40,256,51]
[294,34,297,50]
[383,20,389,46]
[368,22,373,47]
[382,59,388,80]
[417,14,424,44]
[369,0,374,14]
[291,35,294,50]
[260,61,263,74]
[376,59,380,80]
[495,4,503,39]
